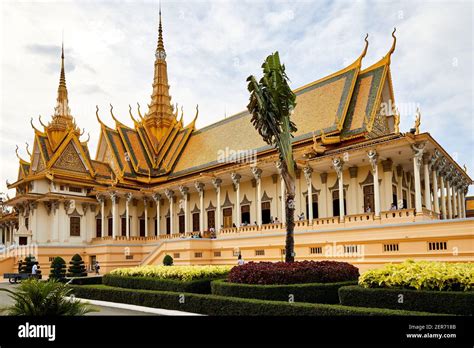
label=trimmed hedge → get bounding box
[359,260,474,291]
[212,279,356,304]
[339,285,474,315]
[70,285,438,316]
[67,276,103,285]
[103,274,215,294]
[228,261,359,285]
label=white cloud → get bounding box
[0,0,472,197]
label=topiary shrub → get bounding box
[49,257,67,280]
[19,255,41,277]
[67,254,87,277]
[228,261,359,285]
[163,254,173,266]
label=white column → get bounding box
[452,184,458,218]
[212,178,222,230]
[456,187,462,219]
[96,195,105,238]
[460,188,466,218]
[432,169,440,215]
[411,143,425,215]
[368,150,381,218]
[231,173,241,227]
[333,157,345,222]
[446,178,453,219]
[110,192,118,238]
[252,167,262,226]
[152,193,161,235]
[165,189,174,234]
[439,175,447,219]
[195,182,205,233]
[125,193,132,239]
[179,186,189,233]
[303,166,313,221]
[142,197,149,236]
[423,155,432,211]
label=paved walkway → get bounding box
[0,282,155,316]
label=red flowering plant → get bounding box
[228,261,359,285]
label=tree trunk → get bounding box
[281,163,296,263]
[285,192,295,262]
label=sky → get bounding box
[0,0,473,197]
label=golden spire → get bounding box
[144,6,176,148]
[46,41,79,149]
[54,41,72,120]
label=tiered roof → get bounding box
[9,20,407,191]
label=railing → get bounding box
[89,208,441,243]
[380,208,416,221]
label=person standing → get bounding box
[237,253,245,266]
[94,261,100,275]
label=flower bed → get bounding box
[109,265,232,282]
[339,285,474,315]
[70,285,438,316]
[211,279,357,303]
[358,260,474,291]
[227,261,359,285]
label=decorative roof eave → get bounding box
[365,66,389,134]
[45,130,96,178]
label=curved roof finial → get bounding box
[96,105,105,126]
[15,145,21,160]
[137,102,144,120]
[389,28,397,56]
[360,33,369,59]
[109,103,121,124]
[25,142,31,157]
[30,117,40,132]
[85,132,90,143]
[129,104,139,123]
[38,115,47,128]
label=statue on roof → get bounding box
[393,106,400,134]
[414,108,421,135]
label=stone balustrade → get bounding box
[89,208,441,244]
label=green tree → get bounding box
[0,278,97,315]
[49,257,67,280]
[163,254,173,266]
[67,254,87,277]
[247,52,297,262]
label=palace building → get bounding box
[0,12,472,273]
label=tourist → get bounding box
[232,223,236,228]
[31,262,38,277]
[94,261,100,275]
[390,203,397,210]
[298,212,305,221]
[365,206,372,213]
[274,217,279,223]
[237,253,245,266]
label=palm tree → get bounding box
[247,51,297,262]
[0,278,97,316]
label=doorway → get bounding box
[332,190,347,217]
[363,185,374,212]
[223,208,232,228]
[305,194,319,219]
[261,201,271,224]
[241,205,250,225]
